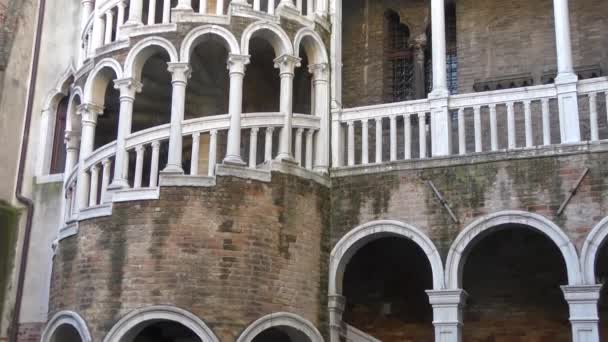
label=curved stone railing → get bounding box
[63,112,320,224]
[335,77,608,167]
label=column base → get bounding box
[554,72,581,143]
[313,165,328,174]
[275,153,297,164]
[562,284,602,342]
[107,179,129,191]
[222,155,246,167]
[161,165,185,175]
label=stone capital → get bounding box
[274,54,301,75]
[227,54,251,75]
[77,103,104,124]
[426,289,468,307]
[167,62,192,83]
[308,63,329,81]
[114,77,143,99]
[65,130,81,148]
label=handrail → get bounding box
[340,99,430,122]
[577,77,608,94]
[81,12,94,42]
[83,141,117,170]
[448,83,556,109]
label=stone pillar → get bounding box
[426,289,467,342]
[116,1,126,38]
[328,294,345,342]
[76,103,104,210]
[80,0,94,30]
[309,63,330,173]
[104,10,114,45]
[413,35,427,100]
[562,285,602,342]
[64,131,81,175]
[274,54,301,162]
[126,0,144,25]
[223,54,250,166]
[163,63,191,174]
[108,78,142,190]
[553,0,580,143]
[91,14,105,50]
[428,0,451,157]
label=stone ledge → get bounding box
[113,187,160,202]
[330,140,608,178]
[160,174,217,187]
[78,203,112,221]
[268,160,330,187]
[216,164,272,182]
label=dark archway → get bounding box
[597,240,608,340]
[342,236,434,342]
[130,321,202,342]
[250,326,311,342]
[50,324,83,342]
[462,226,570,341]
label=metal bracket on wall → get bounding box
[556,168,589,216]
[427,180,459,224]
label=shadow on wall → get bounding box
[0,200,21,335]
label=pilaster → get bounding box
[426,289,468,342]
[562,285,602,342]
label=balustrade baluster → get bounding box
[541,98,551,145]
[117,2,126,37]
[104,11,114,44]
[208,130,218,176]
[474,106,482,152]
[418,113,427,158]
[162,0,171,23]
[123,150,130,186]
[389,116,397,161]
[249,128,259,168]
[458,108,466,155]
[101,158,112,202]
[589,93,599,141]
[347,121,355,166]
[307,0,313,17]
[404,114,411,160]
[361,120,369,164]
[524,100,533,148]
[296,0,303,13]
[489,104,498,151]
[89,165,100,206]
[150,141,160,187]
[216,0,224,15]
[200,0,207,14]
[375,118,382,163]
[191,132,200,176]
[305,129,314,170]
[253,0,261,11]
[268,0,275,14]
[265,127,274,162]
[295,128,304,166]
[507,102,516,149]
[147,0,157,24]
[134,145,145,188]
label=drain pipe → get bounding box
[10,0,46,340]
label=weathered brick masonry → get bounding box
[331,150,608,341]
[49,173,331,342]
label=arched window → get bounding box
[50,96,69,174]
[384,10,413,102]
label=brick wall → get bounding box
[16,323,43,342]
[342,0,608,104]
[331,151,608,340]
[49,173,330,341]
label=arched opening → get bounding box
[461,226,570,341]
[597,240,608,339]
[133,51,172,132]
[50,96,69,174]
[49,324,83,342]
[251,326,311,342]
[243,37,281,113]
[293,46,312,115]
[383,10,413,103]
[89,67,120,150]
[127,321,202,342]
[342,237,434,341]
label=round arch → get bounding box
[329,220,445,296]
[40,310,92,342]
[180,25,241,62]
[83,58,123,104]
[241,21,294,57]
[124,37,179,80]
[42,64,76,113]
[236,312,324,342]
[102,305,220,342]
[293,28,328,65]
[445,210,582,289]
[581,216,608,284]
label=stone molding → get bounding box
[236,312,324,342]
[103,305,220,342]
[581,216,608,284]
[445,210,582,289]
[40,311,92,342]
